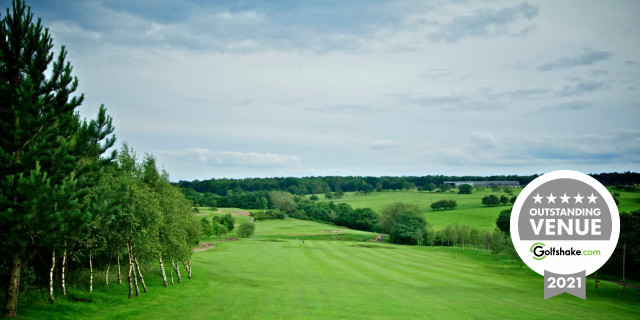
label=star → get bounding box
[546,193,556,204]
[532,193,543,203]
[560,193,570,204]
[574,193,584,204]
[588,193,598,204]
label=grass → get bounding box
[18,217,640,320]
[321,188,640,232]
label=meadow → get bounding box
[324,188,640,232]
[19,214,640,319]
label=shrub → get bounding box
[458,184,472,194]
[482,195,500,206]
[237,222,255,238]
[430,200,457,210]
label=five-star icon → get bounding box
[532,193,543,203]
[546,193,557,204]
[530,192,599,204]
[574,193,584,204]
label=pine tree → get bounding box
[0,1,115,316]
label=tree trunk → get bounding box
[182,260,192,280]
[172,259,182,283]
[187,258,192,279]
[89,251,93,293]
[170,264,174,285]
[117,255,122,285]
[61,249,67,296]
[49,251,56,304]
[129,246,140,296]
[134,258,147,293]
[127,243,133,299]
[105,254,111,288]
[159,255,168,287]
[4,252,22,318]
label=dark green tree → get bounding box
[389,211,427,245]
[458,184,472,194]
[0,1,115,316]
[496,208,512,235]
[378,202,420,234]
[482,195,500,206]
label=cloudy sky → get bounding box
[24,0,640,181]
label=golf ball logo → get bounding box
[510,170,620,299]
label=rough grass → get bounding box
[18,218,640,320]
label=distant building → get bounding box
[444,181,520,187]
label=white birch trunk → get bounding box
[105,256,111,288]
[117,255,122,285]
[127,243,133,299]
[61,249,67,296]
[171,258,182,283]
[159,255,168,287]
[134,258,147,293]
[170,265,174,285]
[182,260,192,280]
[49,250,55,304]
[89,251,93,293]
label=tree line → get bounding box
[0,2,199,317]
[177,172,640,197]
[177,175,541,196]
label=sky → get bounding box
[22,0,640,181]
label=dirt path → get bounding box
[192,241,215,252]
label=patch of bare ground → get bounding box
[192,242,215,252]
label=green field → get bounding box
[323,188,640,232]
[19,217,640,319]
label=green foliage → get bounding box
[220,214,236,232]
[378,202,420,234]
[499,195,509,206]
[424,183,437,192]
[270,190,297,214]
[309,194,319,201]
[251,209,285,221]
[201,217,214,237]
[237,222,256,238]
[438,184,453,192]
[482,195,500,206]
[496,208,512,235]
[458,184,473,194]
[389,211,427,245]
[430,199,457,210]
[490,229,506,260]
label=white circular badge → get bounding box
[510,170,620,276]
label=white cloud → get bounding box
[161,149,301,168]
[371,139,400,150]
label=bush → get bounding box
[458,184,472,194]
[482,195,500,206]
[430,199,457,210]
[251,209,285,220]
[237,222,255,238]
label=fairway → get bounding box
[20,218,640,320]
